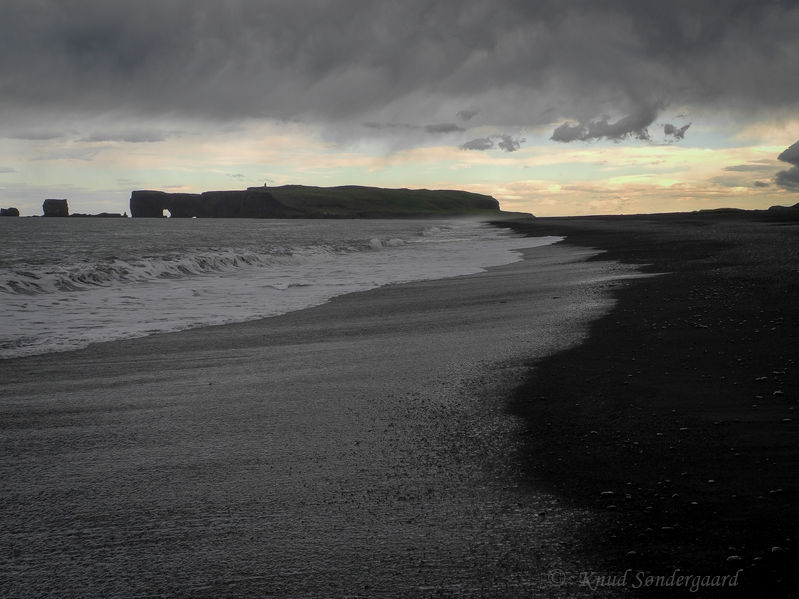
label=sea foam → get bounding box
[0,218,558,359]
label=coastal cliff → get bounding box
[130,188,290,218]
[130,185,525,219]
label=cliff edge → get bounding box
[130,185,530,219]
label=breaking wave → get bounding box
[0,218,555,359]
[0,235,424,296]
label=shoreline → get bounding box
[0,218,550,362]
[497,212,799,597]
[0,240,633,597]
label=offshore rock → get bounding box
[0,207,20,216]
[43,199,69,217]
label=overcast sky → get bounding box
[2,0,798,216]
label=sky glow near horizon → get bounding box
[1,0,799,217]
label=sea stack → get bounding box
[42,199,69,217]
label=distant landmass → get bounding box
[129,185,531,219]
[0,200,125,218]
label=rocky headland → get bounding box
[129,185,529,219]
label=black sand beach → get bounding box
[498,211,799,598]
[1,241,635,598]
[3,210,798,598]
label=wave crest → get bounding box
[0,231,433,295]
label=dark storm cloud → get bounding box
[423,123,465,134]
[4,131,69,141]
[720,158,779,188]
[456,109,479,122]
[776,169,799,190]
[551,108,656,143]
[551,102,663,143]
[496,135,525,152]
[549,122,587,143]
[778,141,799,167]
[1,0,798,144]
[363,122,463,134]
[776,140,799,191]
[460,137,495,151]
[460,134,525,152]
[363,122,417,131]
[664,123,691,140]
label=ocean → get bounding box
[0,218,557,360]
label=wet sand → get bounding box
[0,242,637,598]
[499,211,799,598]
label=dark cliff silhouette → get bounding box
[131,188,290,218]
[130,185,526,219]
[43,199,69,217]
